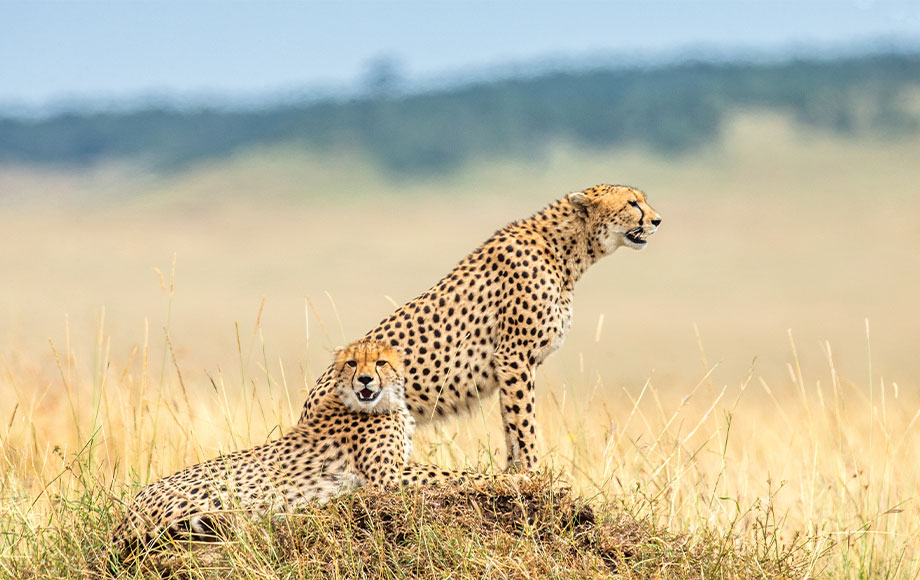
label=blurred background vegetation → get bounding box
[2,53,919,175]
[1,46,919,385]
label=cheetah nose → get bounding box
[651,217,662,226]
[357,374,374,386]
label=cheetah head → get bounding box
[333,338,406,415]
[568,184,661,255]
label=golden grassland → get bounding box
[1,113,919,577]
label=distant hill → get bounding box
[1,53,919,174]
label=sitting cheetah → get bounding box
[111,338,519,562]
[300,184,661,471]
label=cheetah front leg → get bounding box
[493,351,539,472]
[354,435,529,490]
[398,462,529,492]
[360,456,526,492]
[354,439,525,490]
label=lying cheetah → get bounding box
[111,338,517,562]
[300,184,661,471]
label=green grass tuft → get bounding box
[5,471,813,580]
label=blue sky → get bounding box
[2,0,919,109]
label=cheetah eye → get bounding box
[375,360,387,367]
[345,360,357,368]
[628,200,639,208]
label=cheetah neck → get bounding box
[516,197,595,290]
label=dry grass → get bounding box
[7,471,812,580]
[1,113,919,578]
[1,312,915,578]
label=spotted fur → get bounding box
[300,184,661,471]
[110,339,523,562]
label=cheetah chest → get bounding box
[535,293,574,365]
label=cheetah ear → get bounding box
[567,191,592,215]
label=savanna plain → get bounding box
[1,113,919,578]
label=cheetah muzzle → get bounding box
[357,386,380,402]
[625,227,648,246]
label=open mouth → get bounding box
[357,387,380,402]
[625,228,647,245]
